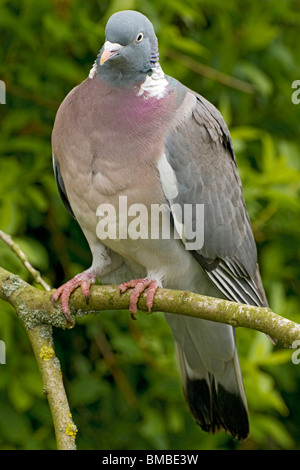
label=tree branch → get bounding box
[0,230,77,450]
[166,50,256,94]
[0,229,51,291]
[26,325,77,450]
[0,266,299,348]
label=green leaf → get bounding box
[14,237,49,271]
[236,62,273,96]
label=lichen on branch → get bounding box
[0,266,299,348]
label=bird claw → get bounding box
[52,271,96,323]
[119,278,159,319]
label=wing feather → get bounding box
[165,84,267,307]
[53,156,75,218]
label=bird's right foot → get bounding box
[52,270,97,323]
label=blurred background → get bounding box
[0,0,300,450]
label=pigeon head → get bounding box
[96,11,159,85]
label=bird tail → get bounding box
[165,314,249,440]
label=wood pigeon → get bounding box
[52,10,268,440]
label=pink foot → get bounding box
[119,278,159,319]
[52,270,96,323]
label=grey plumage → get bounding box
[52,10,268,440]
[165,84,268,308]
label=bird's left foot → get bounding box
[119,278,159,319]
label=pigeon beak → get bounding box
[100,41,123,65]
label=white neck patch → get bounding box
[89,60,97,79]
[137,64,169,100]
[88,60,169,100]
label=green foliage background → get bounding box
[0,0,300,450]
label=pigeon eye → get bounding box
[136,32,144,42]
